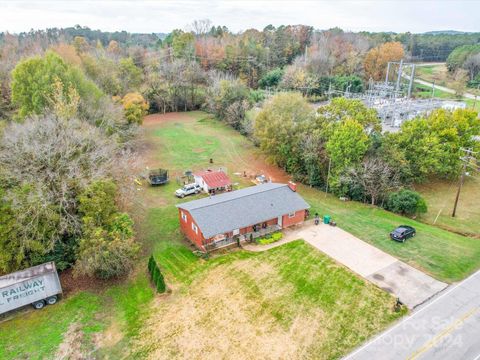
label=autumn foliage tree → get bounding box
[121,92,149,124]
[364,41,404,81]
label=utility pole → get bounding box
[385,62,391,84]
[452,148,477,217]
[325,158,332,196]
[473,85,479,109]
[395,59,403,93]
[407,64,415,98]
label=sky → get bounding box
[0,0,478,34]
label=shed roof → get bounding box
[176,183,310,239]
[194,170,232,189]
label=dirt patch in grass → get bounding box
[54,323,86,360]
[137,265,323,360]
[60,269,124,296]
[143,112,193,127]
[192,148,205,153]
[94,319,123,350]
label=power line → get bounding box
[452,148,478,217]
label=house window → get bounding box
[192,223,198,234]
[181,211,187,222]
[288,211,296,218]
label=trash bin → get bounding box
[323,215,331,224]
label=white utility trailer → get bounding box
[0,262,62,315]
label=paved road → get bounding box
[410,76,477,100]
[281,223,447,309]
[403,63,477,100]
[345,270,480,360]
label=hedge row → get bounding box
[148,255,166,293]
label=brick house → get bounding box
[176,182,310,251]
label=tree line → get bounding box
[253,94,480,213]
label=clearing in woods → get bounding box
[1,111,479,359]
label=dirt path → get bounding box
[143,112,193,127]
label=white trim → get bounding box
[192,222,198,234]
[288,211,296,218]
[181,211,187,222]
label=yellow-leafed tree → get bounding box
[364,42,404,81]
[121,92,149,125]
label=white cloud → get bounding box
[0,0,478,34]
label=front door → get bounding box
[277,216,282,227]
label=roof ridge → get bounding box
[179,183,287,210]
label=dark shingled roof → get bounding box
[176,183,310,239]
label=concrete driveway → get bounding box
[283,223,447,309]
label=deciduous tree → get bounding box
[364,41,404,81]
[75,180,138,279]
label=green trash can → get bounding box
[323,215,331,224]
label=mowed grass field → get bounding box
[0,110,478,359]
[414,176,480,236]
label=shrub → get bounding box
[257,232,283,245]
[155,270,166,293]
[147,256,166,293]
[386,189,428,216]
[121,92,149,125]
[148,255,155,273]
[258,68,284,88]
[152,265,160,284]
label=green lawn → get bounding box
[414,176,480,236]
[0,292,103,359]
[302,186,480,283]
[135,240,405,359]
[0,272,154,359]
[414,83,479,111]
[414,64,480,111]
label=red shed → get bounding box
[194,169,232,193]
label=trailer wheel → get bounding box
[32,300,45,310]
[46,295,58,305]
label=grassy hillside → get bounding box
[414,176,480,236]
